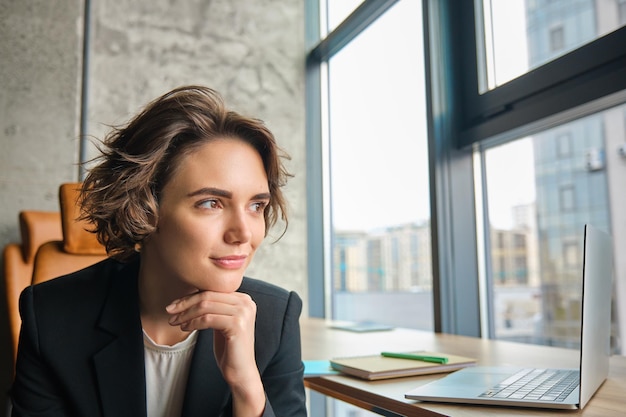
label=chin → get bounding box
[199,273,244,293]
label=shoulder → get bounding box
[27,258,124,298]
[21,257,134,320]
[239,277,302,324]
[240,278,303,370]
[239,277,289,299]
[239,278,302,311]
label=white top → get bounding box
[143,330,198,417]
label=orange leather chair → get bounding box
[31,183,107,285]
[3,211,62,366]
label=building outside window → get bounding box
[482,0,623,348]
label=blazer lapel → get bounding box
[181,329,231,417]
[92,260,147,417]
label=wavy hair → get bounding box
[79,85,291,261]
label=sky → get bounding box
[327,0,429,231]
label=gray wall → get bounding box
[0,0,306,408]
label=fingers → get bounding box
[168,291,260,390]
[166,291,256,332]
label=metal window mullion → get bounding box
[308,0,400,61]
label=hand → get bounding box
[166,291,265,416]
[166,291,257,380]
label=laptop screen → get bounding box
[579,224,613,408]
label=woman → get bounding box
[11,86,307,417]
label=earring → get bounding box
[134,242,142,252]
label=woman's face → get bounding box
[144,138,270,293]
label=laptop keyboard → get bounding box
[479,368,579,402]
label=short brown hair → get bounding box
[80,85,291,261]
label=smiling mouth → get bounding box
[211,255,248,269]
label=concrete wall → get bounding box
[0,0,84,408]
[0,0,306,408]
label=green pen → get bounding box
[381,351,449,364]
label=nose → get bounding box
[224,209,252,244]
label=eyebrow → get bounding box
[188,187,271,201]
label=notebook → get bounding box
[330,351,476,380]
[330,321,394,333]
[405,224,613,410]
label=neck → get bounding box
[138,256,196,345]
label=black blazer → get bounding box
[11,257,306,417]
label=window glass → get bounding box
[326,0,365,32]
[327,0,431,330]
[483,102,625,349]
[480,0,626,90]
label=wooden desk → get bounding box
[301,318,626,417]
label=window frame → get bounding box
[457,1,626,148]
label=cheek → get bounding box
[252,220,267,247]
[159,215,209,246]
[182,223,216,247]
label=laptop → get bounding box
[405,224,613,410]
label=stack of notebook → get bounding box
[329,351,476,380]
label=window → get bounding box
[514,256,527,284]
[483,102,622,346]
[469,0,625,349]
[306,2,430,414]
[306,0,626,364]
[479,0,626,91]
[559,185,575,212]
[556,132,572,157]
[462,1,626,146]
[563,241,579,268]
[549,26,564,52]
[309,0,431,330]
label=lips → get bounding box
[211,255,248,269]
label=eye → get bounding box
[198,199,221,210]
[250,201,268,213]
